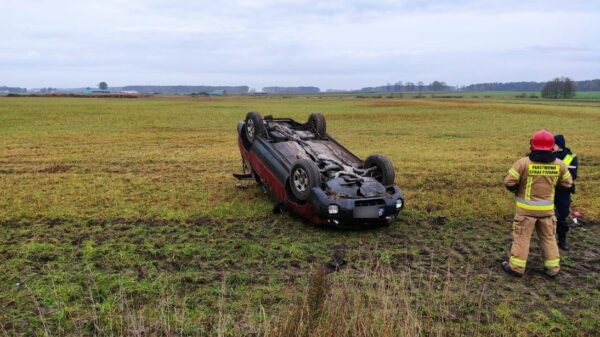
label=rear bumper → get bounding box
[310,187,404,227]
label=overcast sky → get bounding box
[1,0,599,90]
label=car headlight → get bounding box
[396,199,403,209]
[328,205,339,215]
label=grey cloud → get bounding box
[1,0,599,89]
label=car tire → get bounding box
[290,158,321,201]
[245,112,265,143]
[364,154,395,186]
[308,112,326,135]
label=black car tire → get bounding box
[364,154,395,186]
[308,112,326,136]
[245,112,265,144]
[290,158,321,201]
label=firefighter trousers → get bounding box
[508,215,560,275]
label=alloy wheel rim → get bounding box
[293,168,308,192]
[247,119,255,139]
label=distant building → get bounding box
[81,87,110,94]
[262,86,320,94]
[190,92,210,97]
[210,90,227,96]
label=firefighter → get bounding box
[553,135,578,251]
[502,130,573,277]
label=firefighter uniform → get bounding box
[503,131,573,277]
[553,135,578,250]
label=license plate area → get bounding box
[353,206,383,219]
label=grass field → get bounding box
[1,96,599,336]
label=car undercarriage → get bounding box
[236,112,404,227]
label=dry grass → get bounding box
[1,96,599,336]
[266,263,496,337]
[1,96,599,221]
[7,259,554,337]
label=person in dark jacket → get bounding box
[553,134,578,251]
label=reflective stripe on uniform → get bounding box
[563,154,576,166]
[516,202,554,211]
[510,256,527,268]
[516,197,554,211]
[551,176,558,198]
[525,176,533,200]
[544,258,560,268]
[562,170,572,180]
[508,168,520,179]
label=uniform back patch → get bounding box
[528,164,559,176]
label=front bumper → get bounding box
[310,186,404,227]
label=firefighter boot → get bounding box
[545,267,560,278]
[558,233,569,251]
[501,261,523,277]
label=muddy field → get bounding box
[1,96,599,336]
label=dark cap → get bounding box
[554,134,566,149]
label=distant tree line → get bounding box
[361,81,452,93]
[39,87,59,93]
[541,77,576,99]
[463,82,542,92]
[572,79,600,91]
[462,79,599,92]
[5,79,600,95]
[262,86,320,94]
[0,86,27,93]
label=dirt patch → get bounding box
[1,216,599,336]
[190,216,213,226]
[37,164,71,173]
[363,100,428,108]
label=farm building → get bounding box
[210,90,227,96]
[81,88,110,94]
[189,92,210,97]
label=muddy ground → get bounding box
[1,212,598,336]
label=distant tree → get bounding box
[98,82,108,90]
[541,81,552,98]
[431,81,446,91]
[542,78,558,98]
[553,78,562,98]
[405,82,415,92]
[541,77,576,99]
[417,81,424,92]
[393,81,403,92]
[563,77,576,98]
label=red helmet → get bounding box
[530,130,554,151]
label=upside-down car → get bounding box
[235,112,404,228]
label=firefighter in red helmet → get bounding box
[502,130,573,277]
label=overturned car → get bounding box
[235,112,404,227]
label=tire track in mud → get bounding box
[367,217,600,323]
[1,216,599,329]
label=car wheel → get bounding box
[364,154,395,186]
[245,112,265,143]
[290,158,321,201]
[307,112,326,135]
